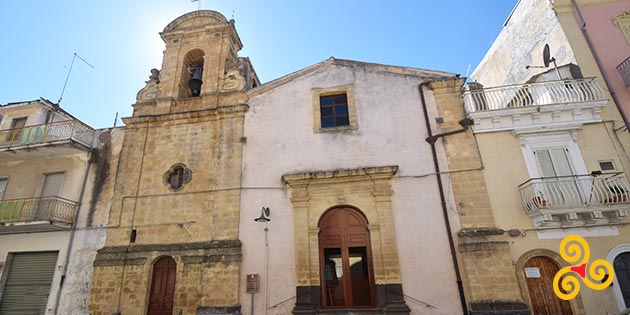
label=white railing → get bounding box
[519,172,630,215]
[463,77,606,112]
[0,120,94,148]
[0,196,77,225]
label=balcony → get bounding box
[0,120,94,162]
[519,172,630,227]
[463,78,608,133]
[617,56,630,89]
[0,196,77,234]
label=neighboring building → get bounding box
[87,10,468,315]
[0,98,108,315]
[437,0,630,314]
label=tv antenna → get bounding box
[525,44,562,80]
[58,52,94,104]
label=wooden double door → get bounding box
[147,256,177,315]
[524,256,573,315]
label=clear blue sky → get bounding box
[0,1,518,128]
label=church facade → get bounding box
[87,10,466,315]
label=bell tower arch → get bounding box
[134,10,260,116]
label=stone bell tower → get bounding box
[89,10,259,315]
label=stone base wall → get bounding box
[293,284,410,315]
[88,240,241,315]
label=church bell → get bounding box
[188,68,203,96]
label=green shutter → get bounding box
[0,251,59,315]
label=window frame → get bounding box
[312,85,358,133]
[518,132,588,179]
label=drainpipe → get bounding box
[568,0,630,131]
[418,83,469,315]
[53,144,95,315]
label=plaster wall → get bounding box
[0,153,88,201]
[241,64,461,314]
[57,127,125,315]
[472,0,576,87]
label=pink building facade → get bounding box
[578,2,630,126]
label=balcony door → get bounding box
[8,117,26,143]
[35,172,64,220]
[534,147,586,206]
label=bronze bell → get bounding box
[188,68,203,96]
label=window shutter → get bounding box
[535,148,574,177]
[535,149,556,177]
[549,148,573,176]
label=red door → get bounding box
[148,256,177,315]
[524,256,573,315]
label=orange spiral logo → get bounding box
[553,235,614,300]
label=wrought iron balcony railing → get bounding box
[0,196,77,225]
[617,56,630,88]
[519,172,630,216]
[463,77,606,112]
[0,120,94,148]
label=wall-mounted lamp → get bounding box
[254,207,271,223]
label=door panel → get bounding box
[524,256,573,315]
[147,257,176,315]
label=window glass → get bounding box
[321,118,335,128]
[320,96,333,106]
[349,247,371,306]
[323,248,345,306]
[320,93,350,128]
[334,105,348,115]
[599,161,615,171]
[321,107,334,117]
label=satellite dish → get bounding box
[543,44,551,68]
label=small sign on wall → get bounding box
[247,274,259,293]
[524,267,541,278]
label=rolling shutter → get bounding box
[0,251,58,315]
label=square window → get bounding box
[320,93,350,128]
[599,160,615,171]
[312,85,358,133]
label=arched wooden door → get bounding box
[147,256,177,315]
[318,207,375,308]
[524,256,573,315]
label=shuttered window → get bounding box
[534,148,574,177]
[0,251,58,315]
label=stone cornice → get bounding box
[282,166,399,187]
[122,104,248,126]
[469,100,606,134]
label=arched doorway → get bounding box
[318,206,375,308]
[147,256,177,315]
[614,252,630,309]
[524,256,573,315]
